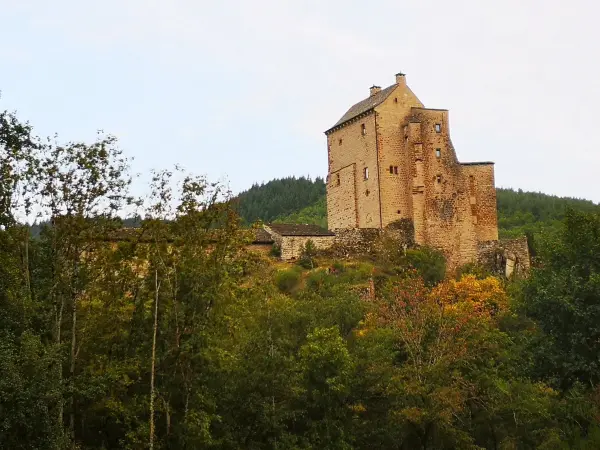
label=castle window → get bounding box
[365,189,370,196]
[397,210,401,214]
[389,165,394,174]
[336,173,340,186]
[435,148,441,158]
[435,123,441,133]
[363,167,369,180]
[361,123,366,135]
[394,97,398,103]
[338,138,343,145]
[394,166,398,174]
[436,174,442,183]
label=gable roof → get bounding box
[326,84,398,133]
[266,223,335,237]
[252,227,275,244]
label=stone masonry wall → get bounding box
[327,114,381,228]
[280,235,335,260]
[477,236,530,278]
[461,164,498,242]
[373,78,423,226]
[407,108,479,269]
[327,163,357,229]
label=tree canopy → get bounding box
[2,105,600,448]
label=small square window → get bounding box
[361,123,366,135]
[435,123,441,133]
[363,167,369,180]
[397,210,401,214]
[338,138,343,145]
[435,148,441,158]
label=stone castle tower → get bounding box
[325,72,499,268]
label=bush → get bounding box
[455,262,491,280]
[275,267,302,294]
[270,243,281,257]
[404,247,446,286]
[297,240,318,269]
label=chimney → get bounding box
[370,85,381,96]
[395,72,406,87]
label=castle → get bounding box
[253,72,528,276]
[325,72,498,269]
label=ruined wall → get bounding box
[477,236,530,278]
[327,114,381,229]
[373,78,423,227]
[280,235,335,260]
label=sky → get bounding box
[1,0,599,202]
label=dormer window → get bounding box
[435,123,441,133]
[361,123,366,135]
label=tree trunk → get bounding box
[69,293,77,446]
[150,269,160,450]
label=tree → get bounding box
[519,209,600,389]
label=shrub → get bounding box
[297,240,318,269]
[455,262,491,280]
[270,243,281,257]
[275,267,302,294]
[404,247,446,286]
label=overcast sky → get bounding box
[1,0,599,202]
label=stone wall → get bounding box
[373,77,424,226]
[326,114,381,228]
[327,163,357,229]
[477,236,530,278]
[329,228,382,257]
[280,235,335,260]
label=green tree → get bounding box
[519,209,600,389]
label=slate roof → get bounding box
[266,223,335,237]
[326,84,398,133]
[252,228,275,244]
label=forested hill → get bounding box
[236,177,599,237]
[234,176,325,224]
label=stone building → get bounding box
[263,223,335,260]
[325,72,498,268]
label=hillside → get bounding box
[234,176,325,224]
[236,177,600,239]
